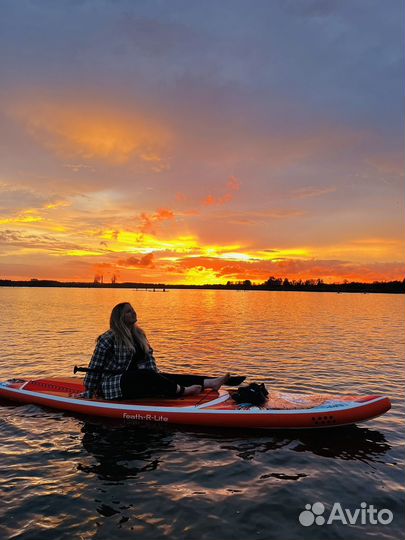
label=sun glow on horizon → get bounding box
[1,215,403,284]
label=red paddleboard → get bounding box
[0,377,391,430]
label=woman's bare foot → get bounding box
[203,373,230,392]
[183,384,203,396]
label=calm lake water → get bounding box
[0,288,404,540]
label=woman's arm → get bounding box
[83,333,113,397]
[147,347,158,371]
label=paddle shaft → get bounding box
[74,365,120,375]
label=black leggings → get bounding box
[120,370,206,399]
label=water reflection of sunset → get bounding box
[1,286,403,540]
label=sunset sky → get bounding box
[0,0,404,284]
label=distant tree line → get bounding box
[225,276,405,294]
[0,276,404,294]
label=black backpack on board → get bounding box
[232,383,269,407]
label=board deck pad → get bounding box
[11,378,360,409]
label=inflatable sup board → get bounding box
[0,377,391,430]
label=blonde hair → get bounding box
[109,302,150,357]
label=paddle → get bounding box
[74,365,120,375]
[73,366,245,386]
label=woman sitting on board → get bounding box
[82,302,230,400]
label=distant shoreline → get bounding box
[0,279,404,294]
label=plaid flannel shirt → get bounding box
[83,330,158,400]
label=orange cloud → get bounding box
[203,208,305,226]
[313,238,403,263]
[227,176,241,191]
[175,192,188,202]
[156,208,175,220]
[10,98,170,166]
[292,186,336,199]
[138,208,175,234]
[202,175,241,206]
[366,151,404,178]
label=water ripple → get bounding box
[0,288,404,540]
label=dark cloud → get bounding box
[1,1,402,133]
[117,253,155,268]
[0,184,49,212]
[117,14,197,56]
[0,229,90,252]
